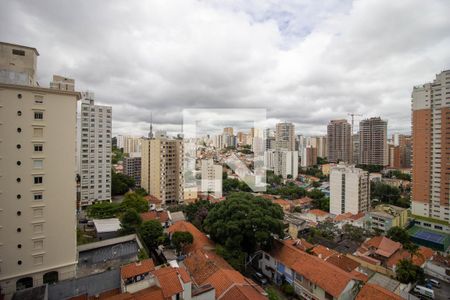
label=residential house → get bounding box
[301,209,331,223]
[272,199,292,212]
[333,212,366,229]
[365,204,408,234]
[140,211,170,228]
[356,283,403,300]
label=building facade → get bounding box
[327,119,351,163]
[77,93,112,207]
[141,137,184,205]
[273,150,299,179]
[330,163,370,215]
[359,117,388,166]
[200,159,223,198]
[411,70,450,232]
[0,42,79,297]
[276,122,295,151]
[123,156,141,188]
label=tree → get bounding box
[120,192,149,213]
[112,169,135,196]
[396,259,425,284]
[185,200,214,230]
[172,231,194,253]
[86,202,120,219]
[356,164,383,173]
[119,209,142,234]
[134,188,148,196]
[342,224,366,242]
[139,220,163,248]
[386,226,410,245]
[204,192,284,255]
[311,181,321,188]
[308,189,329,211]
[371,182,401,205]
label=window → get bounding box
[34,144,43,152]
[34,176,43,184]
[33,223,43,234]
[12,49,25,56]
[33,128,43,138]
[33,160,43,169]
[33,255,43,265]
[34,193,43,201]
[33,208,43,218]
[33,240,44,250]
[34,95,44,104]
[34,111,44,120]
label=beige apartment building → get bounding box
[141,137,184,205]
[327,119,351,163]
[223,127,233,136]
[412,70,450,232]
[0,42,79,297]
[275,122,295,151]
[359,117,388,166]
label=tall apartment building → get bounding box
[389,134,412,169]
[117,135,142,155]
[123,156,141,188]
[315,136,328,158]
[273,150,298,179]
[412,70,450,231]
[359,117,388,166]
[0,42,79,297]
[200,159,223,198]
[300,146,317,167]
[352,133,360,165]
[327,119,351,163]
[223,127,233,136]
[77,92,112,207]
[275,122,295,151]
[330,163,370,215]
[141,137,184,205]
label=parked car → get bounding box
[252,272,268,285]
[413,285,435,299]
[426,278,440,288]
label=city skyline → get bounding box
[1,0,449,137]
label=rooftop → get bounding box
[93,218,121,233]
[121,259,155,279]
[356,283,403,300]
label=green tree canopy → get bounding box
[396,259,425,284]
[185,200,214,230]
[119,209,142,234]
[139,220,163,248]
[267,182,306,199]
[86,202,120,219]
[371,182,402,205]
[204,192,284,254]
[112,169,135,196]
[120,192,149,213]
[172,231,194,253]
[386,226,410,245]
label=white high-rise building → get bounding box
[200,159,223,198]
[117,135,142,156]
[0,42,78,297]
[330,163,370,215]
[273,150,298,179]
[77,92,112,207]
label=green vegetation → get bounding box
[185,200,214,230]
[266,287,281,300]
[86,192,148,219]
[280,283,295,297]
[134,188,148,196]
[411,214,449,226]
[77,228,94,245]
[204,192,284,271]
[137,248,149,260]
[356,164,383,173]
[112,169,135,196]
[299,166,325,179]
[172,231,194,253]
[223,178,252,193]
[386,226,418,254]
[267,170,282,186]
[308,189,330,211]
[119,209,143,235]
[139,220,164,248]
[386,170,411,181]
[342,224,367,242]
[396,259,425,284]
[317,157,328,165]
[112,147,125,164]
[267,182,306,199]
[371,182,409,208]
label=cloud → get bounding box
[1,0,449,137]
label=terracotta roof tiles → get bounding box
[356,283,403,300]
[121,259,155,280]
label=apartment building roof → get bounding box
[120,259,155,279]
[356,283,403,300]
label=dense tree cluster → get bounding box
[267,182,306,199]
[396,259,425,284]
[139,220,164,248]
[371,182,409,208]
[172,231,194,253]
[184,200,214,230]
[222,178,252,193]
[86,192,148,219]
[112,169,135,196]
[356,164,384,173]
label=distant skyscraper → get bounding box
[141,137,184,205]
[327,119,351,163]
[352,133,360,165]
[411,70,450,231]
[77,92,112,207]
[275,122,295,151]
[223,127,233,136]
[330,163,370,215]
[359,117,388,166]
[0,42,78,296]
[300,146,317,167]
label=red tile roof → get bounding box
[271,240,354,298]
[133,286,165,300]
[177,267,192,283]
[387,246,434,268]
[144,194,161,204]
[326,254,360,272]
[308,209,329,217]
[272,199,291,209]
[312,245,336,259]
[334,212,353,222]
[364,236,402,258]
[356,283,403,300]
[121,259,155,280]
[168,221,215,252]
[153,267,184,298]
[140,211,169,223]
[349,270,369,282]
[292,197,312,206]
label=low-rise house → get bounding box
[301,209,331,223]
[365,204,408,234]
[291,196,313,212]
[93,218,121,240]
[355,236,402,268]
[121,259,156,293]
[259,239,361,300]
[356,283,403,300]
[272,199,292,212]
[386,246,434,272]
[145,194,162,210]
[140,211,170,228]
[333,212,365,229]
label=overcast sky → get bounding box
[1,0,449,136]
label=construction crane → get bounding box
[348,113,362,136]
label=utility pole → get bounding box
[348,113,362,164]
